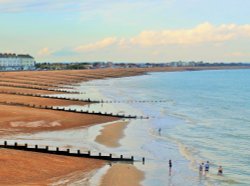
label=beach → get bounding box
[0,67,152,185]
[0,67,249,185]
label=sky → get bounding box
[1,0,250,63]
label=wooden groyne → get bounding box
[0,101,148,119]
[0,91,168,104]
[0,91,96,103]
[0,79,63,89]
[0,84,82,94]
[0,141,141,162]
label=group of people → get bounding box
[199,161,223,175]
[169,160,223,176]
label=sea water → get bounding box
[78,69,250,186]
[6,69,250,185]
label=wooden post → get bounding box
[109,154,112,158]
[45,146,49,151]
[67,149,70,153]
[99,153,101,156]
[131,156,134,161]
[56,147,59,151]
[24,143,28,148]
[120,155,123,159]
[88,151,91,155]
[142,157,145,164]
[4,141,7,146]
[77,150,80,154]
[14,142,18,146]
[35,145,38,149]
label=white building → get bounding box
[0,53,35,71]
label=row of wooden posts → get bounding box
[0,141,145,163]
[0,83,82,94]
[0,79,62,88]
[0,90,167,104]
[0,101,147,119]
[0,91,95,103]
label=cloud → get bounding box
[129,22,250,47]
[72,22,250,53]
[38,47,51,56]
[0,0,146,13]
[0,0,84,12]
[74,37,118,52]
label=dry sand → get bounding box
[0,105,118,137]
[100,164,144,186]
[95,121,129,148]
[0,93,87,107]
[0,149,105,185]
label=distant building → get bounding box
[0,53,35,71]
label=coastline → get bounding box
[0,67,247,185]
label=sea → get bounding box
[6,69,250,186]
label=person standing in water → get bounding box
[199,163,204,172]
[205,161,210,172]
[158,128,161,135]
[169,159,172,175]
[218,166,223,175]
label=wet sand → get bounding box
[100,164,144,186]
[95,121,129,148]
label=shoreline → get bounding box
[0,67,248,185]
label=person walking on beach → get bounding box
[218,166,223,175]
[158,128,161,135]
[199,163,204,172]
[169,160,172,170]
[205,161,210,172]
[169,160,172,176]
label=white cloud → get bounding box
[38,47,51,56]
[73,23,250,53]
[74,37,117,52]
[129,22,250,47]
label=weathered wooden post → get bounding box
[77,150,81,154]
[88,151,91,155]
[109,154,112,158]
[45,146,49,151]
[67,149,70,153]
[24,143,28,148]
[14,142,18,147]
[35,145,38,149]
[99,153,101,156]
[120,155,123,159]
[131,156,134,161]
[4,141,7,147]
[56,147,59,151]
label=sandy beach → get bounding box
[100,164,144,186]
[95,121,129,148]
[0,149,105,185]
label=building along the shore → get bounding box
[0,53,36,71]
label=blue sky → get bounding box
[1,0,250,62]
